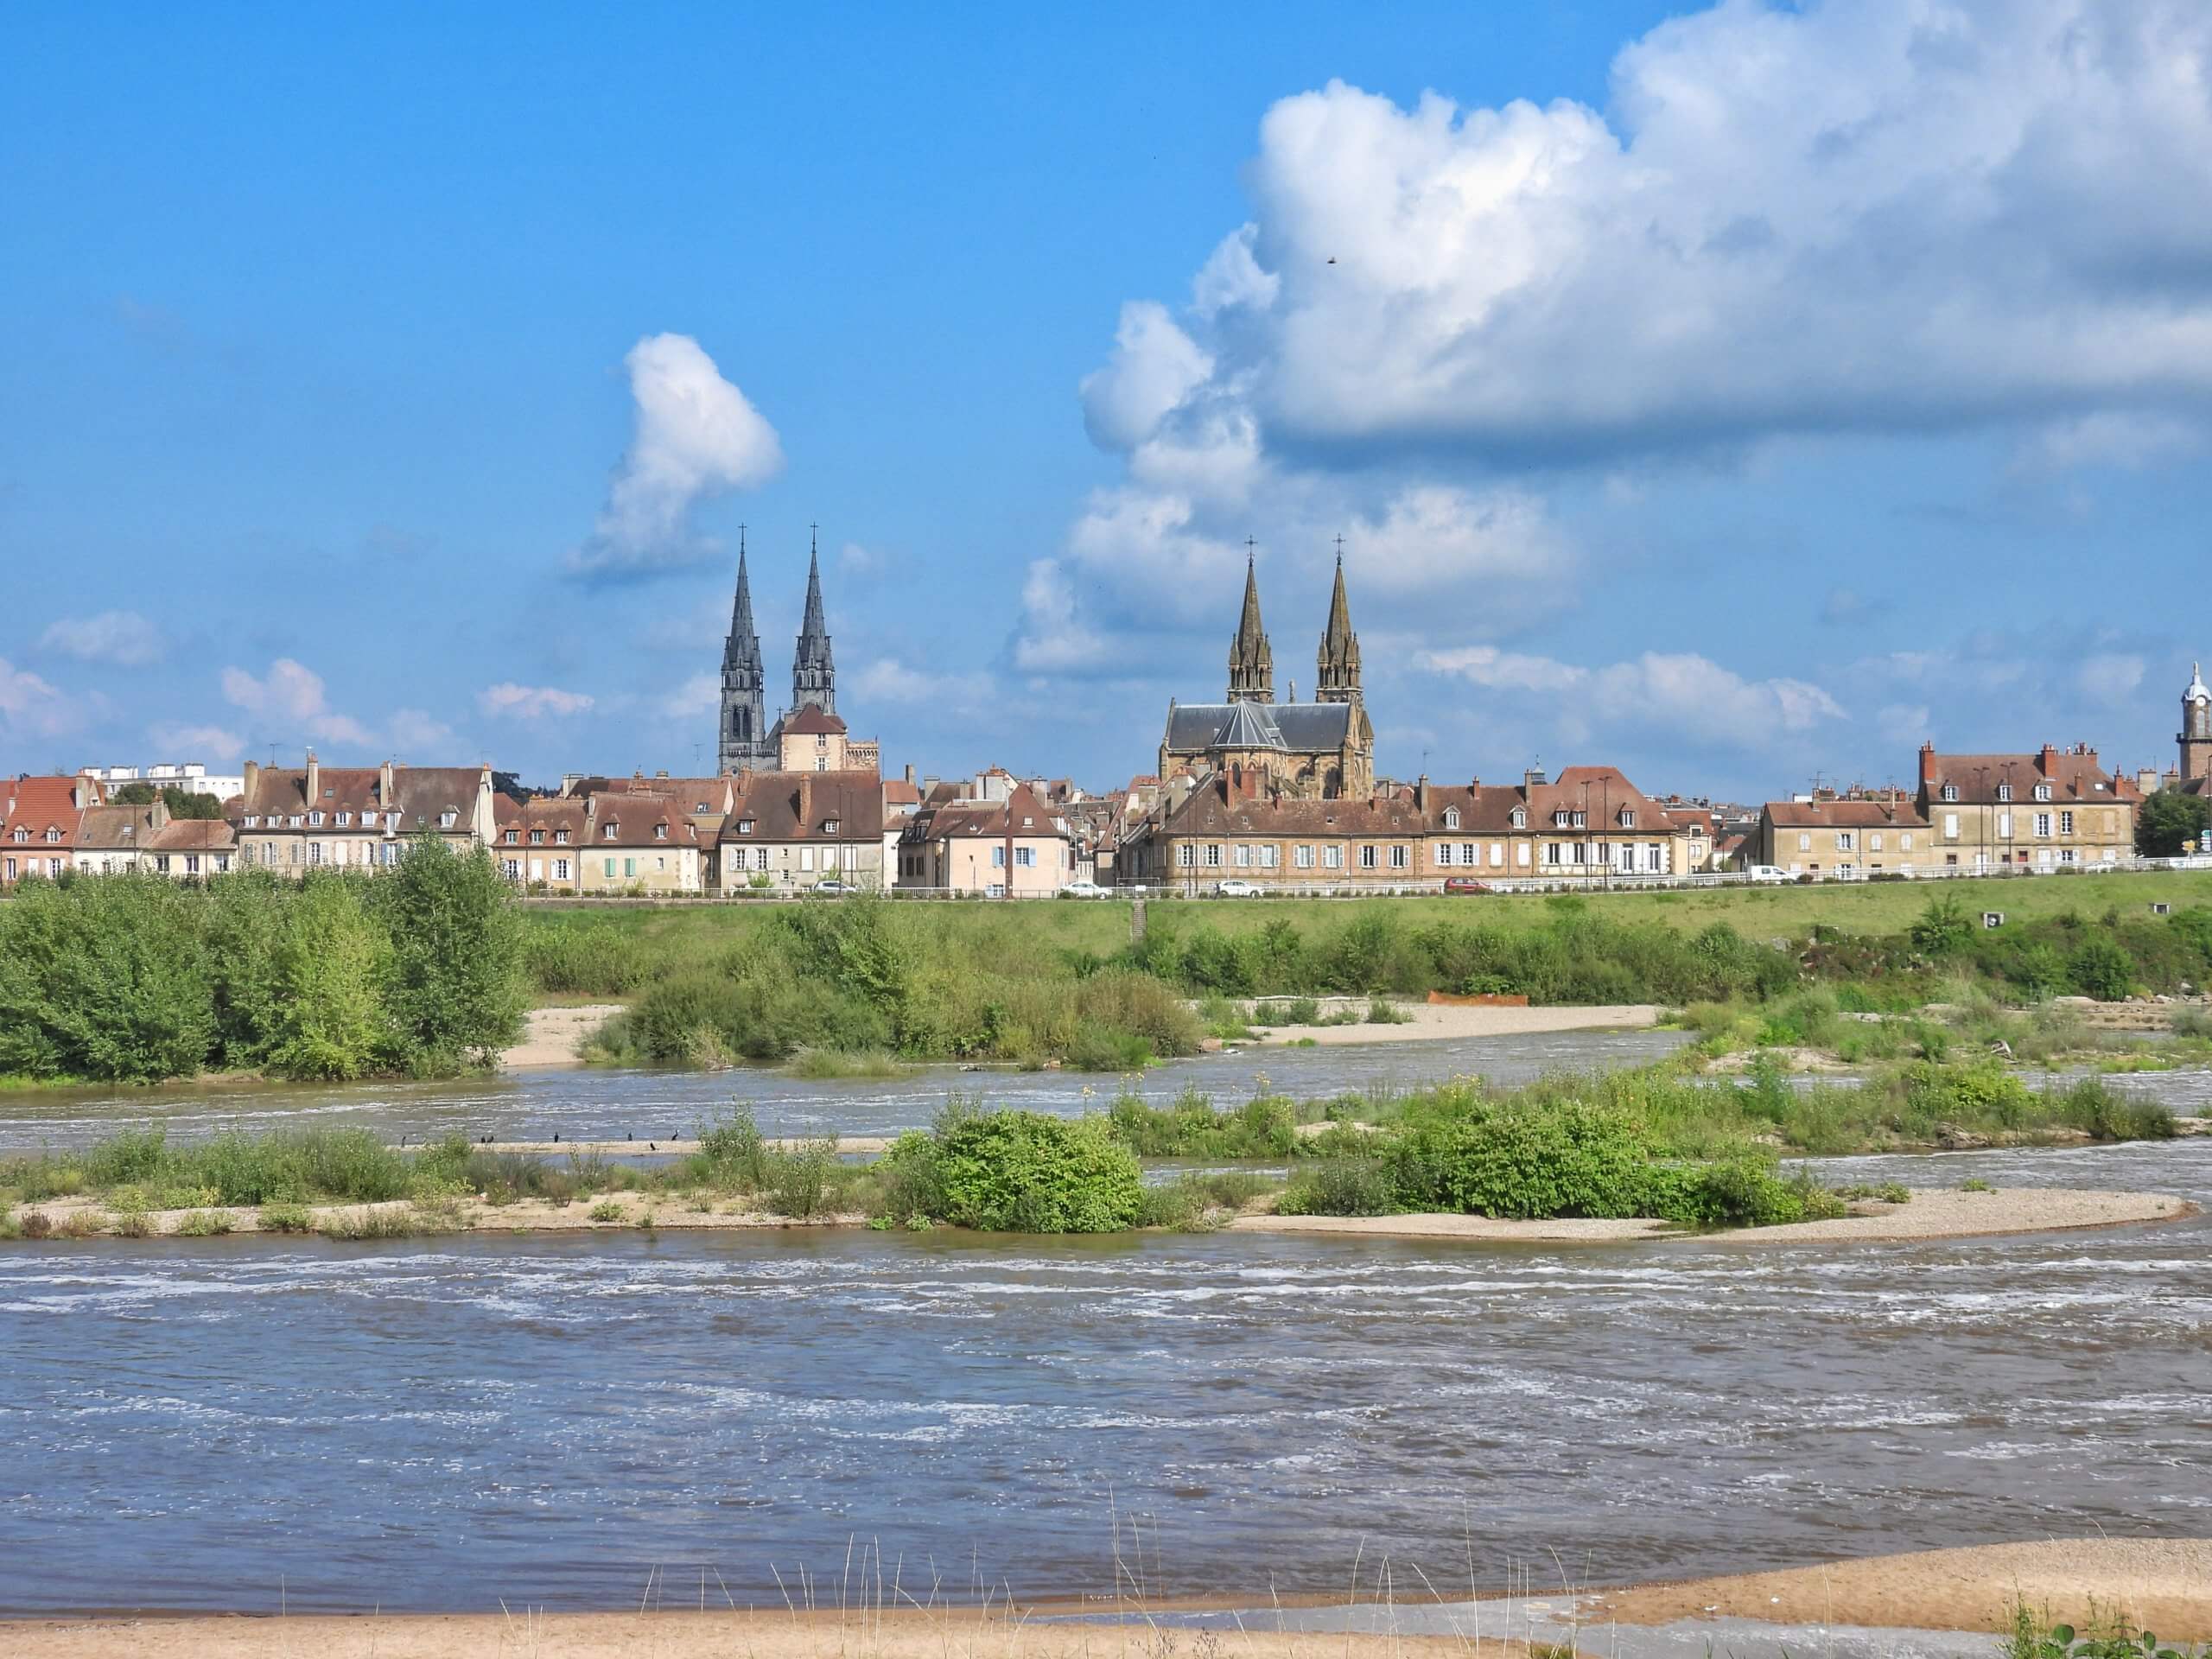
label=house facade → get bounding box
[493,796,590,891]
[719,770,886,893]
[897,780,1076,895]
[1117,770,1427,892]
[579,793,708,895]
[1913,743,2137,872]
[1751,793,1932,878]
[3,776,89,885]
[1420,766,1694,883]
[234,753,498,873]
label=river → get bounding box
[3,1041,2209,1618]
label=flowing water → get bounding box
[0,1027,1690,1151]
[2,1122,2208,1617]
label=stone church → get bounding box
[719,531,874,776]
[1158,550,1375,799]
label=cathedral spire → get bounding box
[1315,537,1362,707]
[718,526,769,773]
[792,522,836,715]
[1227,538,1275,702]
[724,527,761,669]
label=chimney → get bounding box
[2038,742,2059,775]
[305,747,320,806]
[243,759,259,806]
[1524,766,1548,789]
[380,759,395,807]
[1415,774,1431,813]
[904,763,915,785]
[1917,741,1936,793]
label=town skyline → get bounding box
[5,1,2211,798]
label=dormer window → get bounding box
[438,811,456,829]
[1941,785,1958,802]
[309,811,325,827]
[823,819,840,836]
[44,827,60,843]
[555,829,569,845]
[288,815,304,828]
[1619,809,1636,828]
[603,823,618,840]
[9,829,23,843]
[1510,808,1527,829]
[1995,784,2011,803]
[2033,784,2051,801]
[530,830,544,845]
[336,812,351,827]
[504,830,518,844]
[1443,808,1460,830]
[245,816,259,829]
[652,823,668,841]
[737,819,753,836]
[385,812,401,830]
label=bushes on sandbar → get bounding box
[876,1107,1141,1233]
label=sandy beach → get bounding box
[499,1004,624,1069]
[1234,1185,2193,1244]
[13,1184,2190,1243]
[11,1537,2208,1656]
[1243,1001,1660,1046]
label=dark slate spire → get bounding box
[1315,539,1362,708]
[1226,539,1275,703]
[719,526,771,773]
[792,524,836,715]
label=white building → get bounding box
[79,762,245,804]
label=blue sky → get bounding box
[3,0,2209,799]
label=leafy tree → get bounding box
[264,876,391,1080]
[366,835,528,1068]
[0,875,215,1081]
[2137,790,2212,857]
[162,787,226,820]
[2069,937,2136,1001]
[109,782,158,805]
[1909,892,1974,956]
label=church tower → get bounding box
[1314,546,1362,708]
[2182,661,2212,785]
[1226,546,1274,703]
[718,531,771,774]
[792,529,836,716]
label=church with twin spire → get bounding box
[1158,544,1376,799]
[719,529,874,776]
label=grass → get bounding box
[785,1047,907,1079]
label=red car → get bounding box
[1442,877,1493,894]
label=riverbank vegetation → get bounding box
[4,1045,2180,1243]
[531,885,2212,1074]
[0,842,527,1084]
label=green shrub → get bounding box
[257,1201,315,1232]
[176,1210,233,1236]
[1105,1090,1296,1158]
[1275,1158,1399,1217]
[2052,1077,2175,1141]
[880,1108,1141,1233]
[2068,938,2136,1001]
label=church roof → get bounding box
[1164,702,1352,753]
[1214,701,1285,749]
[2189,662,2209,705]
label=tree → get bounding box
[102,782,222,817]
[2137,791,2212,858]
[366,835,529,1069]
[0,875,215,1081]
[264,875,391,1080]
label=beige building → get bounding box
[1751,793,1931,878]
[579,793,709,895]
[1118,769,1427,892]
[1914,743,2137,872]
[897,779,1077,895]
[773,704,880,774]
[719,770,887,893]
[1418,766,1695,884]
[493,796,590,892]
[143,817,236,880]
[235,753,498,873]
[73,800,161,875]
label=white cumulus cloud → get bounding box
[658,674,722,720]
[220,658,376,750]
[1421,645,1846,750]
[147,722,247,762]
[479,683,596,720]
[0,657,74,739]
[41,610,164,667]
[569,333,784,580]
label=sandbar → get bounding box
[1242,1001,1659,1046]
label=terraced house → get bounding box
[719,770,885,893]
[234,753,498,871]
[580,792,709,895]
[493,796,590,892]
[1,775,87,885]
[1419,766,1694,883]
[1913,743,2138,873]
[1117,768,1427,892]
[1751,791,1931,879]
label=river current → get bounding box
[1,1042,2208,1618]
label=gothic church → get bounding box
[719,531,847,775]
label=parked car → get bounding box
[811,878,851,896]
[1745,865,1790,883]
[1058,879,1109,899]
[1214,878,1262,897]
[1442,876,1493,894]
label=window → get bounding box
[1258,845,1277,868]
[1644,843,1662,873]
[555,829,569,845]
[1570,810,1587,829]
[1942,785,1958,802]
[380,843,397,867]
[309,811,324,827]
[288,815,303,828]
[1490,842,1504,868]
[604,824,618,840]
[800,846,816,871]
[530,830,544,845]
[501,859,522,881]
[753,848,769,872]
[1870,833,1884,852]
[1200,843,1221,867]
[1995,784,2012,803]
[1443,807,1459,830]
[1359,844,1378,869]
[653,823,668,840]
[1234,843,1251,867]
[1436,842,1452,866]
[185,855,201,875]
[1943,813,1960,839]
[1294,845,1313,869]
[1323,845,1343,868]
[1619,810,1636,829]
[439,811,457,829]
[1516,843,1531,867]
[1798,832,1812,852]
[1901,833,1914,849]
[2034,784,2052,801]
[245,816,258,829]
[824,846,842,872]
[2059,810,2075,835]
[1176,844,1196,868]
[555,859,570,881]
[2035,813,2052,837]
[1836,832,1854,851]
[990,846,1005,868]
[655,857,666,872]
[604,858,617,878]
[1388,845,1408,869]
[1510,808,1527,829]
[504,830,518,844]
[1545,842,1563,866]
[623,857,637,878]
[308,842,324,866]
[824,819,840,836]
[337,812,351,827]
[1015,847,1035,868]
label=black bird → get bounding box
[626,1131,633,1142]
[648,1141,658,1152]
[552,1132,560,1144]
